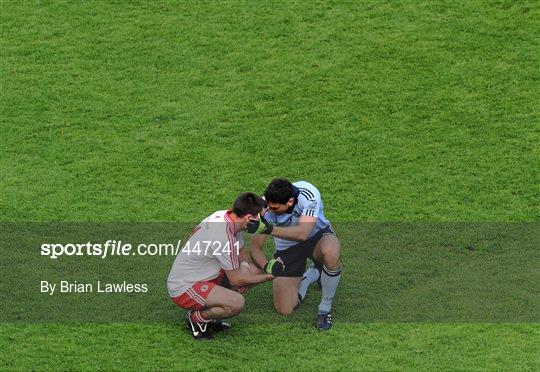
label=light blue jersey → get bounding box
[265,181,331,251]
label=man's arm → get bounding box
[271,215,317,242]
[225,267,274,287]
[249,234,268,269]
[248,231,286,276]
[238,246,250,266]
[247,215,317,242]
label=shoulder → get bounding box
[204,210,228,223]
[294,181,321,206]
[203,210,233,235]
[294,181,320,198]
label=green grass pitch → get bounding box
[1,0,538,370]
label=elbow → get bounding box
[297,225,317,241]
[298,232,310,242]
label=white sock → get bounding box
[318,265,341,314]
[298,264,320,300]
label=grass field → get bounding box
[1,0,539,370]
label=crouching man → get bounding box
[167,192,275,340]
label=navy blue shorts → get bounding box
[273,226,335,277]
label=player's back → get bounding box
[167,210,242,297]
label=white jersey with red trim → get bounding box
[167,210,243,297]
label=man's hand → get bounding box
[246,215,273,235]
[233,286,249,294]
[263,258,285,275]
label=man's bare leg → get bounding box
[200,285,245,320]
[272,277,302,315]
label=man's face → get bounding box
[266,198,294,215]
[241,209,263,230]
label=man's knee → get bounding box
[321,238,341,268]
[273,294,297,316]
[275,304,295,316]
[227,294,245,315]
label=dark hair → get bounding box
[232,192,266,217]
[264,178,294,204]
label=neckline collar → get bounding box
[285,186,300,214]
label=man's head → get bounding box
[264,178,295,215]
[231,192,266,225]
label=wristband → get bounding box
[240,261,250,269]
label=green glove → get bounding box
[246,215,273,235]
[263,258,285,275]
